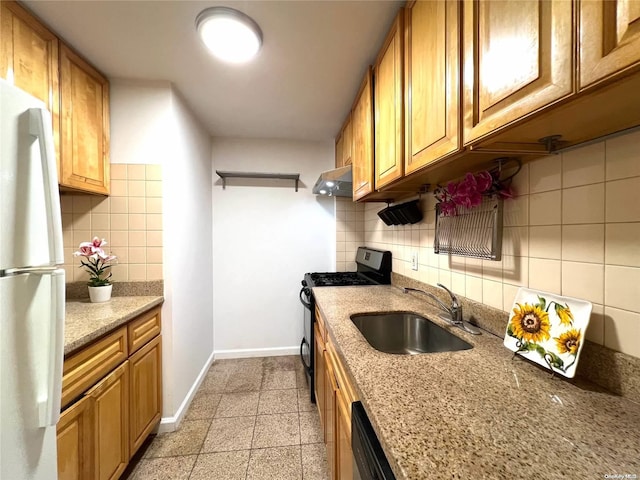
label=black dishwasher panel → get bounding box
[352,401,396,480]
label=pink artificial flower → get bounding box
[475,171,493,192]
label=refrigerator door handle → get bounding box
[28,107,64,266]
[2,266,60,276]
[38,269,65,427]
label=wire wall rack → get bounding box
[434,196,503,260]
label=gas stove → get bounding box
[306,271,379,287]
[299,247,392,403]
[303,247,392,289]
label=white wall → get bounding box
[110,80,214,426]
[163,88,214,415]
[212,138,334,356]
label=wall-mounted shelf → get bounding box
[216,170,300,191]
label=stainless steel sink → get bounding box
[350,311,473,354]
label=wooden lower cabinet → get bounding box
[57,306,162,479]
[129,335,162,454]
[315,309,357,480]
[57,396,92,480]
[88,362,129,480]
[314,323,326,438]
[336,388,353,480]
[324,351,338,480]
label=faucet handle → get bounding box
[436,283,460,309]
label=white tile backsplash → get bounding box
[562,142,605,188]
[605,177,640,222]
[562,183,605,224]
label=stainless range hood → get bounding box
[312,165,352,197]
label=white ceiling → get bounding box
[24,0,404,141]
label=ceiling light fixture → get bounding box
[195,7,263,63]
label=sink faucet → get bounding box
[403,284,481,335]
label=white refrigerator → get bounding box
[0,79,65,479]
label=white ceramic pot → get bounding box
[88,284,112,303]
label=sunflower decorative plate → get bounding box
[504,287,592,378]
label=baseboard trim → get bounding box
[157,350,215,433]
[214,346,299,359]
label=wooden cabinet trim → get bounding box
[129,335,163,456]
[62,327,128,409]
[128,306,161,355]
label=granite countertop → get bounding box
[313,285,640,480]
[65,296,163,355]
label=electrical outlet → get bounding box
[411,251,418,271]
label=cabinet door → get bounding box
[351,68,374,201]
[0,1,60,162]
[342,115,353,166]
[313,323,326,439]
[462,0,573,144]
[405,0,461,174]
[324,351,337,480]
[59,43,110,195]
[57,396,93,480]
[335,133,344,168]
[87,361,129,480]
[375,12,404,189]
[129,335,162,456]
[580,0,640,89]
[336,389,353,480]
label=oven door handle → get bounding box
[300,337,311,372]
[299,287,311,309]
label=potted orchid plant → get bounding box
[74,237,117,303]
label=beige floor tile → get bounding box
[258,389,299,414]
[252,413,300,448]
[216,391,260,417]
[189,451,250,480]
[246,446,302,480]
[144,420,210,458]
[301,443,330,480]
[262,355,298,371]
[297,388,314,412]
[202,416,256,453]
[199,369,229,393]
[299,410,323,444]
[185,391,222,420]
[262,370,297,390]
[296,368,308,389]
[224,371,263,392]
[128,455,196,480]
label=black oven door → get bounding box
[299,285,315,402]
[352,401,395,480]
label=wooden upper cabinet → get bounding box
[462,0,574,145]
[0,1,60,160]
[351,68,374,201]
[59,43,110,195]
[335,133,344,168]
[335,114,353,169]
[374,11,404,189]
[405,0,461,174]
[580,0,640,90]
[342,114,352,166]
